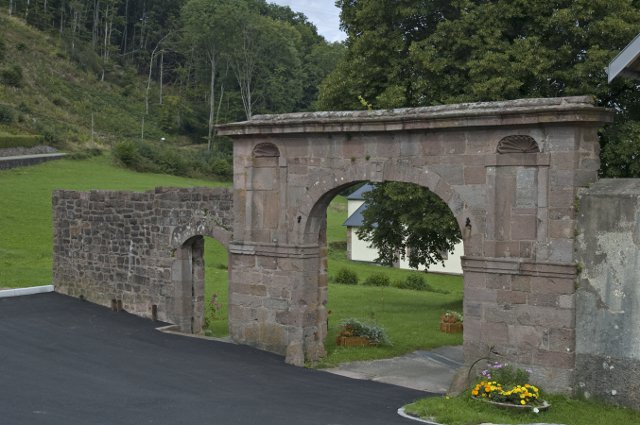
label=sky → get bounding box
[269,0,346,42]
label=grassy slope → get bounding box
[0,13,164,146]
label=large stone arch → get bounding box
[301,167,471,245]
[218,96,612,392]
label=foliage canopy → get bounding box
[356,182,462,270]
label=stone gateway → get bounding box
[55,96,637,402]
[215,96,610,392]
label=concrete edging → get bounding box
[397,407,442,424]
[0,285,55,298]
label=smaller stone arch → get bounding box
[496,135,540,154]
[170,221,231,250]
[171,235,205,333]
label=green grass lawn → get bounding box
[404,393,640,425]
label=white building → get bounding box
[343,184,463,275]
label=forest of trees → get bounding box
[1,0,344,148]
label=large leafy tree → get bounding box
[357,182,462,270]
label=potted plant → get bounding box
[440,310,463,333]
[336,318,390,347]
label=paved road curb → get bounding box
[0,285,54,298]
[397,407,442,424]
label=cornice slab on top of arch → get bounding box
[216,96,613,137]
[299,163,476,244]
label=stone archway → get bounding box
[218,96,612,392]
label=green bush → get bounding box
[0,105,14,123]
[363,272,390,287]
[112,140,233,180]
[42,130,61,146]
[329,240,347,251]
[208,157,232,179]
[335,267,358,285]
[0,134,44,149]
[393,274,428,291]
[0,37,5,62]
[68,148,103,160]
[1,65,23,87]
[112,140,141,168]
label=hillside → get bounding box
[0,13,165,150]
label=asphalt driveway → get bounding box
[0,293,427,425]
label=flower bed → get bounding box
[469,362,548,412]
[472,380,541,406]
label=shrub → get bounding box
[363,272,390,287]
[42,130,61,146]
[335,267,358,285]
[68,148,102,160]
[0,104,14,123]
[0,37,5,62]
[329,240,347,251]
[112,139,234,180]
[338,318,391,345]
[0,134,44,149]
[112,140,141,168]
[401,274,428,290]
[209,157,232,179]
[1,65,23,87]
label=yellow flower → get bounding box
[520,400,526,405]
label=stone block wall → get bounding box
[53,187,232,330]
[575,179,640,409]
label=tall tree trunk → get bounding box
[145,33,170,114]
[207,50,216,151]
[8,0,13,16]
[92,0,100,49]
[59,0,64,35]
[159,50,164,105]
[121,0,128,55]
[72,8,79,54]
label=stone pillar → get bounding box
[228,244,327,365]
[575,179,640,409]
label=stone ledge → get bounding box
[462,256,576,279]
[217,96,613,136]
[229,241,322,258]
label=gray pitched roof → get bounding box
[346,183,375,200]
[608,32,640,82]
[343,202,367,227]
